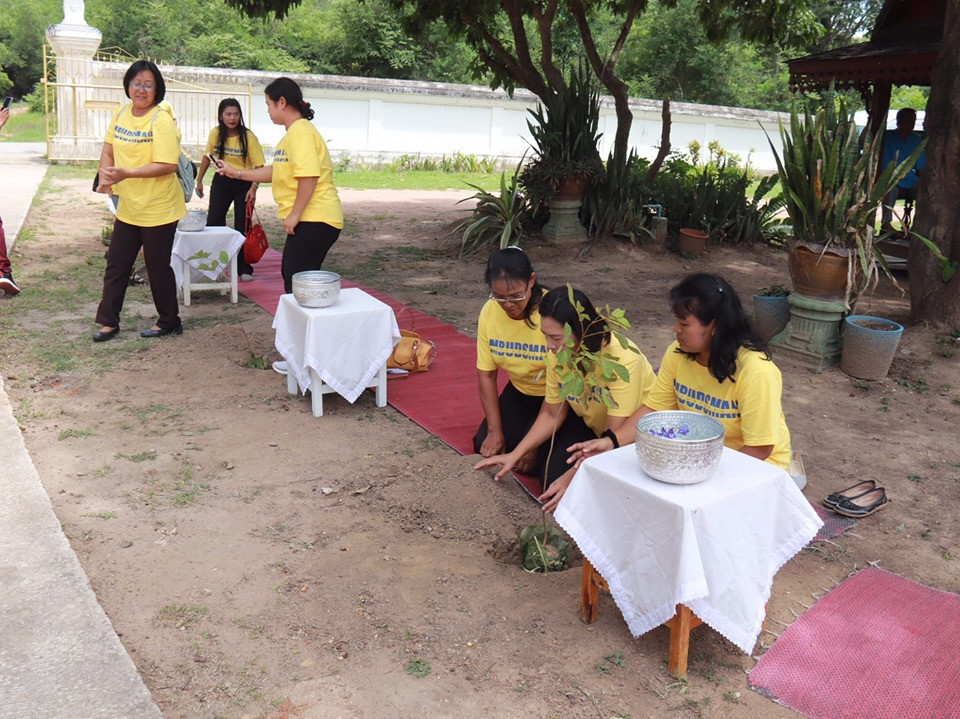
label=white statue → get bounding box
[63,0,87,25]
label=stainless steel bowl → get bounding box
[634,410,725,485]
[177,210,207,232]
[291,270,341,308]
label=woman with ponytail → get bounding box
[473,247,549,472]
[569,273,792,471]
[216,77,343,296]
[196,98,265,279]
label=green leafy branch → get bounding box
[187,249,231,274]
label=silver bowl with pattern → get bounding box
[291,270,341,308]
[177,209,207,232]
[634,410,725,485]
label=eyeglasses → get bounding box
[489,292,526,304]
[130,82,156,91]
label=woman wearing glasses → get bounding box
[93,60,186,341]
[476,285,656,512]
[473,248,549,473]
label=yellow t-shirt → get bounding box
[205,128,266,171]
[104,105,186,227]
[545,337,656,437]
[646,342,792,469]
[271,119,343,227]
[476,299,547,397]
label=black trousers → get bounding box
[96,219,180,330]
[541,411,596,488]
[208,174,254,275]
[281,221,341,293]
[473,381,545,461]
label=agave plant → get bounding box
[768,97,924,296]
[453,158,527,256]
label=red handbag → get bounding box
[244,200,269,264]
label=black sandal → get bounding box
[832,487,889,518]
[823,480,877,508]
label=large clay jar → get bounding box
[788,244,851,300]
[840,315,904,381]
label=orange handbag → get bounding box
[387,308,437,374]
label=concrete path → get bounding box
[0,143,163,719]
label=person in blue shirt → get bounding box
[880,108,925,232]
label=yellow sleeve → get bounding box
[289,123,322,178]
[205,128,217,155]
[736,354,784,446]
[247,131,265,167]
[104,106,124,144]
[476,303,497,371]
[544,355,562,405]
[646,343,681,411]
[605,345,656,418]
[151,111,181,165]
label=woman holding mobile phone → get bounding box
[195,98,265,281]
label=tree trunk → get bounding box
[909,2,960,325]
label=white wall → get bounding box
[49,60,788,172]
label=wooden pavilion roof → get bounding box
[788,0,945,92]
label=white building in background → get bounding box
[44,2,787,171]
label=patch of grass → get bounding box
[897,373,929,394]
[243,353,269,370]
[908,473,922,483]
[723,690,741,704]
[82,511,116,519]
[336,168,499,191]
[15,398,50,424]
[404,658,432,678]
[920,529,933,540]
[116,450,158,462]
[879,396,891,413]
[156,603,208,628]
[172,461,209,506]
[92,464,112,477]
[2,105,46,142]
[58,427,95,441]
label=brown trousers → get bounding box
[96,219,180,330]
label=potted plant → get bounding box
[768,97,924,309]
[752,285,791,341]
[453,157,528,256]
[520,65,604,243]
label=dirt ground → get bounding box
[3,176,960,719]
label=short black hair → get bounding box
[539,285,608,354]
[123,60,166,103]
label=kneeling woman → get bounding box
[570,273,791,469]
[474,247,549,473]
[475,286,656,512]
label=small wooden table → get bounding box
[581,557,703,677]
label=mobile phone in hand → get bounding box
[2,97,12,110]
[207,153,220,167]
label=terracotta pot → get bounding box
[787,244,851,300]
[678,228,708,257]
[840,315,904,380]
[554,176,587,201]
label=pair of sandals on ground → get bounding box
[823,479,889,518]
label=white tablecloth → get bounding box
[272,289,401,403]
[554,446,822,654]
[171,226,245,288]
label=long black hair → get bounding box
[265,77,314,121]
[214,98,249,162]
[484,247,546,327]
[669,273,769,383]
[539,286,608,354]
[122,60,165,103]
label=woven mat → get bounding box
[749,567,960,719]
[810,503,856,542]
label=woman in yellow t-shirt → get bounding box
[195,98,265,280]
[473,247,549,473]
[569,273,792,470]
[216,77,343,297]
[94,60,186,342]
[475,286,656,512]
